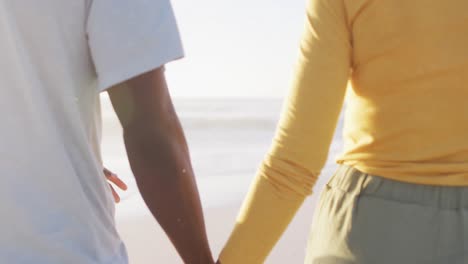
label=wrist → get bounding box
[181,249,214,264]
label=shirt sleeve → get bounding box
[86,0,184,91]
[219,0,352,262]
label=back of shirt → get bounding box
[219,0,468,263]
[0,1,183,263]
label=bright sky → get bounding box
[166,0,307,98]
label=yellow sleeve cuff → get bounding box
[219,174,307,264]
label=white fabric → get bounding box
[0,1,183,263]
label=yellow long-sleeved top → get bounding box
[219,0,468,263]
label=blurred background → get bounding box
[101,0,344,263]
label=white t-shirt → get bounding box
[0,1,183,263]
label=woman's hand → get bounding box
[104,168,128,203]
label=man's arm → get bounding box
[108,67,214,264]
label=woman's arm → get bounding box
[219,0,352,262]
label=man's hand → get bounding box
[104,168,128,203]
[107,67,214,264]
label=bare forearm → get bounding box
[124,123,213,264]
[107,68,213,263]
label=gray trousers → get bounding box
[305,166,468,264]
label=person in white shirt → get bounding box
[0,1,214,263]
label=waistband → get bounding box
[328,165,468,210]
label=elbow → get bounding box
[122,118,184,173]
[122,105,182,153]
[123,124,171,154]
[259,154,319,198]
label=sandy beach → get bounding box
[102,97,340,263]
[116,191,320,264]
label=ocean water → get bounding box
[101,97,344,209]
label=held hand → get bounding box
[104,168,128,203]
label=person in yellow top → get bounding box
[218,0,468,263]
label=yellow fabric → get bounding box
[220,0,468,263]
